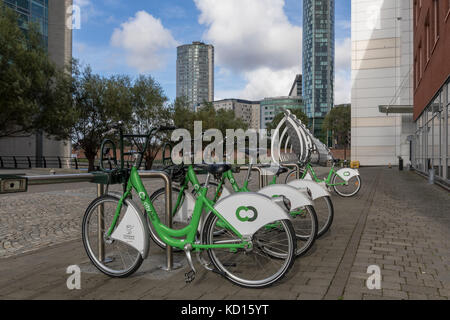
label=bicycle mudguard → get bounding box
[335,168,360,182]
[257,184,314,208]
[173,191,196,224]
[212,192,292,238]
[108,193,150,259]
[286,179,331,200]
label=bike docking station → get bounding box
[0,111,361,290]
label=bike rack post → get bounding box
[97,184,105,262]
[138,171,178,272]
[239,165,266,188]
[284,163,301,179]
[20,171,177,272]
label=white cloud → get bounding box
[335,37,351,71]
[240,67,300,101]
[335,71,351,104]
[74,0,91,7]
[334,38,352,104]
[194,0,302,99]
[195,0,301,72]
[111,11,179,72]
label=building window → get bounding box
[433,0,439,42]
[418,41,423,81]
[425,13,430,62]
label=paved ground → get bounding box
[0,167,448,300]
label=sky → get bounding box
[73,0,351,105]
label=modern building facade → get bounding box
[351,0,415,166]
[260,96,305,130]
[176,41,214,111]
[213,99,261,130]
[303,0,335,138]
[411,0,450,185]
[0,0,73,162]
[289,74,303,97]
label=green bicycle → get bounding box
[285,160,362,197]
[149,150,318,257]
[82,126,297,288]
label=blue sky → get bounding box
[73,0,351,104]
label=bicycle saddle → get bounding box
[196,163,232,176]
[275,166,289,176]
[238,147,266,157]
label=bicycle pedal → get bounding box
[211,268,226,277]
[185,270,196,283]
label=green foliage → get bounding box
[173,99,248,136]
[130,75,171,169]
[323,104,351,158]
[0,3,76,139]
[266,108,309,133]
[71,61,134,171]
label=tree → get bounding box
[71,61,134,171]
[322,104,351,160]
[130,75,172,170]
[266,108,309,133]
[0,3,76,139]
[173,99,248,137]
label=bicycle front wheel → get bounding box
[147,187,187,250]
[332,174,361,197]
[203,214,296,288]
[82,195,143,278]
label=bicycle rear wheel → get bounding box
[203,213,296,288]
[82,195,143,278]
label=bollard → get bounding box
[97,184,105,262]
[165,178,173,271]
[428,168,435,184]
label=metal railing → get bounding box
[0,155,165,171]
[7,171,174,271]
[239,163,301,188]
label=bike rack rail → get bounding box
[3,171,174,272]
[283,163,302,179]
[239,165,266,188]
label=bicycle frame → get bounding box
[106,166,248,252]
[301,163,347,186]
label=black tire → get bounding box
[332,174,362,197]
[82,195,143,278]
[314,196,334,238]
[285,169,305,184]
[202,212,297,288]
[291,205,318,256]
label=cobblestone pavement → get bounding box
[0,167,448,300]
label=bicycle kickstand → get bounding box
[184,244,197,283]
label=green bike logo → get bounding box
[343,171,350,177]
[236,206,258,222]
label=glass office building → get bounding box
[176,42,214,111]
[0,0,73,161]
[260,96,305,130]
[3,0,49,48]
[303,0,335,138]
[412,80,450,184]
